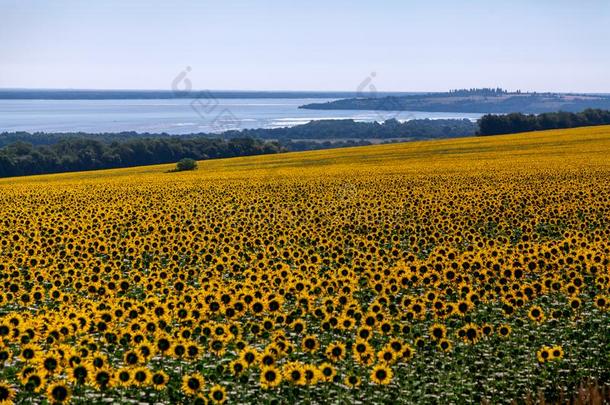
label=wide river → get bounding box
[0,99,483,134]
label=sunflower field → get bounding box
[1,126,610,404]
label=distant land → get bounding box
[0,118,476,146]
[0,89,416,100]
[300,88,610,114]
[0,118,475,177]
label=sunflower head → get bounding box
[344,374,361,388]
[528,305,545,323]
[370,364,393,385]
[229,359,247,376]
[497,324,512,338]
[537,346,552,363]
[151,370,169,390]
[301,335,319,353]
[209,384,227,404]
[318,362,336,382]
[551,345,564,360]
[182,373,205,396]
[260,366,281,389]
[325,342,346,361]
[0,381,16,404]
[68,362,92,385]
[46,382,71,404]
[132,366,152,387]
[91,368,113,390]
[114,368,133,387]
[22,371,46,393]
[283,362,306,386]
[437,338,452,353]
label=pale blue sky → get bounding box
[1,0,609,92]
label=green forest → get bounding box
[477,109,610,135]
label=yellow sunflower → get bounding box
[370,364,393,385]
[0,381,16,405]
[182,373,205,396]
[46,382,71,404]
[209,384,227,404]
[260,366,281,389]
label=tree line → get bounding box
[230,118,476,140]
[0,137,282,178]
[0,118,476,148]
[447,88,510,97]
[477,109,610,136]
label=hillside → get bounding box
[0,126,609,404]
[4,124,608,185]
[300,91,610,114]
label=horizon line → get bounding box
[1,87,609,96]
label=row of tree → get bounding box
[230,118,476,140]
[0,118,476,148]
[447,88,510,96]
[0,137,282,178]
[477,109,610,136]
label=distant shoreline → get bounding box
[0,89,418,100]
[300,91,610,114]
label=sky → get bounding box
[1,0,609,93]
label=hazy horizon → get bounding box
[2,88,610,95]
[1,0,610,93]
